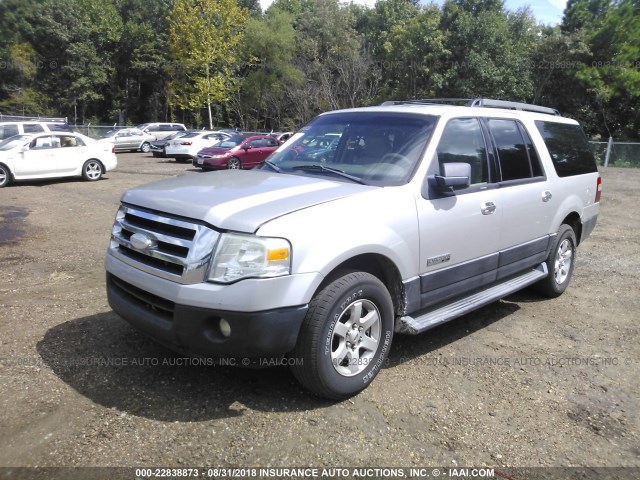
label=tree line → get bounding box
[0,0,638,139]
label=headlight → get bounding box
[208,233,291,283]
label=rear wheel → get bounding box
[82,160,103,181]
[290,271,394,400]
[535,224,577,297]
[0,164,11,188]
[140,142,151,153]
[227,157,241,169]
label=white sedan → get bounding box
[165,131,230,161]
[0,132,117,188]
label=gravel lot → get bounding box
[0,154,638,476]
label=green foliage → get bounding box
[167,0,249,128]
[0,0,637,140]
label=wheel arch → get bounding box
[561,211,582,246]
[316,253,406,318]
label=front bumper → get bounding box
[107,273,308,358]
[193,156,227,169]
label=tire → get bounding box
[535,224,577,298]
[140,142,151,153]
[82,160,103,182]
[290,271,394,400]
[227,157,241,169]
[0,164,11,188]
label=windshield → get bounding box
[0,135,31,151]
[217,136,246,148]
[259,112,437,186]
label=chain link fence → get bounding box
[591,139,640,168]
[72,125,126,139]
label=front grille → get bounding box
[109,205,220,284]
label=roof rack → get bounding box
[0,113,69,123]
[380,98,560,116]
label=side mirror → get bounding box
[20,145,29,153]
[428,162,471,193]
[243,145,252,150]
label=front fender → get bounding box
[256,187,420,292]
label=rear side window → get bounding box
[535,121,597,177]
[23,123,44,134]
[488,119,543,181]
[45,122,71,132]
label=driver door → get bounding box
[416,117,503,308]
[15,135,58,178]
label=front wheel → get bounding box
[140,142,151,153]
[0,164,11,188]
[227,157,241,169]
[290,271,394,400]
[535,224,577,298]
[82,160,103,181]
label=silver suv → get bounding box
[105,99,601,399]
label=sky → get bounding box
[259,0,567,26]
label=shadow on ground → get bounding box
[37,294,533,422]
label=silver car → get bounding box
[99,128,155,153]
[105,99,601,399]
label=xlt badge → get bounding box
[427,254,451,267]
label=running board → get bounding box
[396,263,548,335]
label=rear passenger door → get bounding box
[485,118,553,278]
[416,117,503,308]
[55,134,87,175]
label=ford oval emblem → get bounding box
[130,233,155,251]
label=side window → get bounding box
[58,135,83,147]
[488,119,540,181]
[159,125,172,132]
[173,124,186,131]
[267,137,279,147]
[0,124,19,140]
[249,139,265,148]
[535,121,598,177]
[30,136,54,149]
[24,124,45,134]
[436,118,488,185]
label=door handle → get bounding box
[542,190,553,202]
[481,201,496,215]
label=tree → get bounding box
[167,0,249,129]
[438,0,537,100]
[561,0,610,34]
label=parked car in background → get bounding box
[272,131,294,144]
[0,119,72,141]
[165,131,230,161]
[99,128,155,153]
[137,122,187,141]
[149,131,192,158]
[194,134,280,170]
[0,132,117,187]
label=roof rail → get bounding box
[380,98,560,116]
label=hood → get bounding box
[198,146,233,156]
[120,169,375,232]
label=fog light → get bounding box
[219,318,231,338]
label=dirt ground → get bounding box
[0,154,638,476]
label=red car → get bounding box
[193,135,280,170]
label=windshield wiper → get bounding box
[263,160,282,173]
[292,164,366,185]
